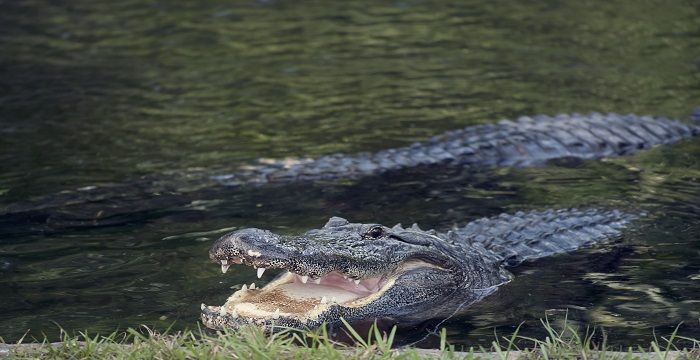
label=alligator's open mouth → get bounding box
[201,254,436,328]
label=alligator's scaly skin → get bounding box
[203,208,639,331]
[214,112,699,185]
[1,111,696,228]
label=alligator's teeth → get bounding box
[301,275,308,284]
[200,303,206,311]
[313,278,321,284]
[257,267,266,278]
[250,282,256,289]
[221,259,228,265]
[231,311,238,319]
[331,297,337,303]
[219,307,226,316]
[320,296,327,304]
[221,264,230,274]
[272,308,280,319]
[354,279,360,285]
[241,284,248,291]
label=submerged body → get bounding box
[202,208,638,331]
[1,111,697,230]
[213,112,699,185]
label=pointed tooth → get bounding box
[331,297,337,303]
[313,278,321,284]
[320,296,327,304]
[272,308,280,319]
[219,307,226,316]
[221,264,230,274]
[300,275,308,284]
[250,282,256,289]
[221,259,228,265]
[257,267,266,278]
[200,303,206,311]
[241,284,248,291]
[230,311,238,318]
[354,279,360,285]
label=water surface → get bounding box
[1,0,699,348]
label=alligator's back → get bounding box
[444,113,698,168]
[232,112,699,184]
[454,208,639,266]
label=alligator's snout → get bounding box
[209,228,295,274]
[210,228,269,259]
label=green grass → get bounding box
[2,318,699,359]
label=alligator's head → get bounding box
[201,217,508,331]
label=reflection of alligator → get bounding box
[202,208,638,331]
[2,111,697,228]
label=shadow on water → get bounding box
[0,0,699,348]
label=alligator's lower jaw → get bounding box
[201,260,433,330]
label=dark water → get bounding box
[1,0,699,348]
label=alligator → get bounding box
[2,110,697,230]
[202,208,639,331]
[212,111,699,185]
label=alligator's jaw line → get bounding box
[202,260,432,328]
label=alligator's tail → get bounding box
[456,208,639,267]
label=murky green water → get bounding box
[1,0,699,348]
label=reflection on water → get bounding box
[0,0,699,348]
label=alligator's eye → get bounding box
[366,226,384,239]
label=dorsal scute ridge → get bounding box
[450,208,639,266]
